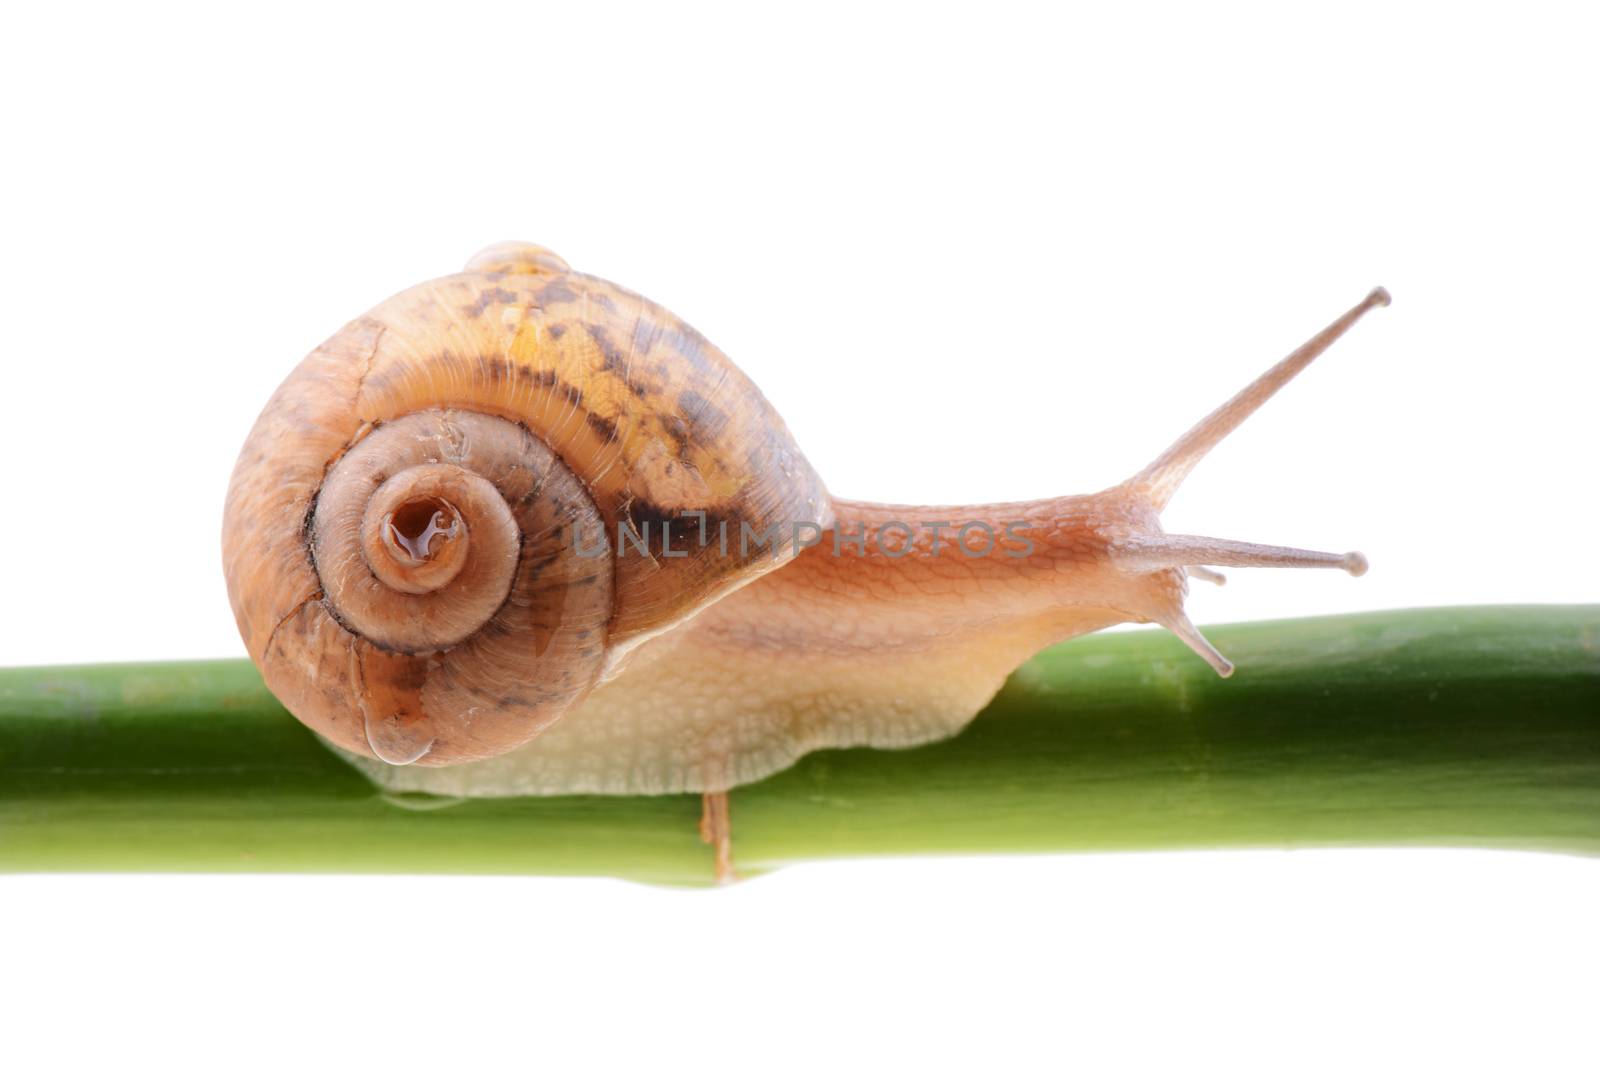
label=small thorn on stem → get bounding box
[1186,565,1228,586]
[699,791,735,886]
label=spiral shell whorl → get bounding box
[299,409,614,764]
[222,243,830,767]
[312,412,539,654]
[363,472,473,596]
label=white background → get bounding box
[2,2,1597,1065]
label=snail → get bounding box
[222,242,1386,878]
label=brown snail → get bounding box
[223,243,1384,827]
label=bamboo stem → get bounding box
[1,606,1596,887]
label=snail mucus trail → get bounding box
[223,242,1387,882]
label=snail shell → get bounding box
[223,243,829,767]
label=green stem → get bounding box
[1,606,1596,886]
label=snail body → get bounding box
[223,243,1384,800]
